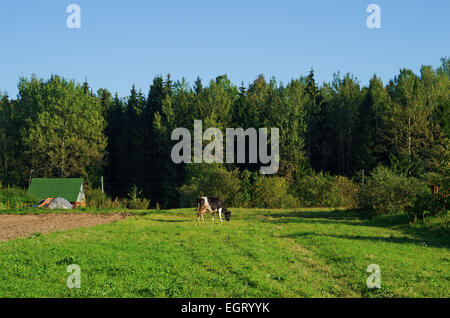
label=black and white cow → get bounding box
[197,197,231,222]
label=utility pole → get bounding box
[101,176,104,194]
[28,169,34,188]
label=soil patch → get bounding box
[0,213,128,241]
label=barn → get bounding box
[28,178,86,208]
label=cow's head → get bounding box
[224,210,231,221]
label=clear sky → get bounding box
[1,0,449,98]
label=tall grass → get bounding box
[127,185,150,210]
[85,186,149,210]
[0,185,35,209]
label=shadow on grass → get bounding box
[263,209,449,249]
[261,217,364,227]
[267,209,372,221]
[279,231,434,247]
[261,209,374,227]
[150,219,191,223]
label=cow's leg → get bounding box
[212,212,215,222]
[201,214,204,221]
[218,208,223,222]
[198,207,206,221]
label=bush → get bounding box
[407,190,447,220]
[179,165,299,209]
[334,175,360,208]
[85,187,128,209]
[127,185,150,210]
[86,188,111,208]
[235,170,254,208]
[407,172,449,220]
[251,176,299,208]
[86,186,149,210]
[0,185,35,209]
[292,172,359,208]
[293,172,330,207]
[179,164,242,207]
[357,166,425,215]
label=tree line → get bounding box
[0,58,448,208]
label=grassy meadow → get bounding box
[0,208,448,298]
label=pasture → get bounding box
[0,208,448,298]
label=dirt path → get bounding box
[0,213,128,241]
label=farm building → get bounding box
[28,178,86,207]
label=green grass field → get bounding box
[0,208,448,298]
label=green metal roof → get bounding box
[28,178,84,202]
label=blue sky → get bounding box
[0,0,448,98]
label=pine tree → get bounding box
[304,68,324,168]
[194,76,203,96]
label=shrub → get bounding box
[357,166,425,215]
[0,185,35,209]
[334,175,360,208]
[293,172,331,207]
[179,164,242,207]
[251,175,299,208]
[86,188,112,208]
[292,172,359,208]
[407,172,449,220]
[235,170,254,208]
[407,189,447,220]
[127,185,150,210]
[85,187,128,209]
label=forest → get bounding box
[0,58,448,217]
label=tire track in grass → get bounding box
[264,213,361,297]
[153,212,358,297]
[212,219,350,297]
[280,236,361,297]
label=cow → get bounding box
[197,197,231,222]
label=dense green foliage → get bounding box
[0,184,35,209]
[293,173,359,208]
[357,166,426,215]
[127,185,151,210]
[251,175,299,209]
[0,59,448,213]
[0,76,106,183]
[179,165,299,209]
[179,164,242,207]
[84,188,126,210]
[84,186,149,210]
[0,208,448,297]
